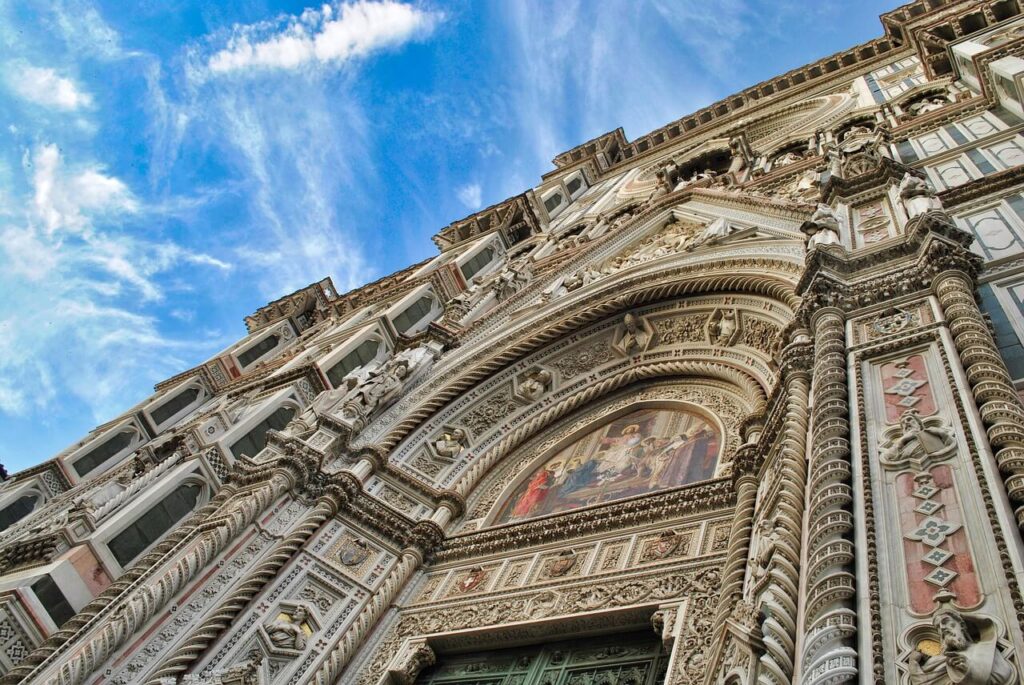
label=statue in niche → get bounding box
[518,368,553,401]
[433,427,468,460]
[900,173,944,219]
[613,312,655,356]
[801,203,843,249]
[775,150,805,167]
[490,255,532,302]
[907,96,948,118]
[707,308,740,346]
[842,123,873,141]
[880,410,956,466]
[909,594,1017,685]
[340,347,430,428]
[750,517,781,585]
[267,606,311,651]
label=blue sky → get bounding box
[0,0,895,472]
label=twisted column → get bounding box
[34,473,291,685]
[758,343,811,685]
[145,494,339,683]
[936,272,1024,530]
[710,470,758,634]
[313,548,421,685]
[799,308,857,684]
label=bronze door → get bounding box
[416,632,668,685]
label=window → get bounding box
[237,334,280,368]
[229,405,296,458]
[392,295,434,335]
[108,482,201,567]
[326,339,380,387]
[460,247,494,281]
[0,495,37,532]
[150,387,201,427]
[566,176,583,195]
[980,284,1024,380]
[543,193,563,213]
[73,429,135,477]
[31,576,75,628]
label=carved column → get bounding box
[935,270,1024,530]
[758,339,812,685]
[145,491,342,683]
[798,308,857,684]
[711,467,758,635]
[1,486,234,684]
[314,542,426,684]
[28,471,293,685]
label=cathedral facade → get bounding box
[4,1,1024,683]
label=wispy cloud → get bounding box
[455,182,482,210]
[202,0,442,76]
[0,144,229,420]
[3,61,93,110]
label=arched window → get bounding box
[460,247,494,281]
[237,334,280,368]
[326,339,380,388]
[543,193,564,213]
[228,405,296,458]
[73,429,135,477]
[108,482,202,567]
[0,495,37,532]
[392,296,435,335]
[150,386,201,426]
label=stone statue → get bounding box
[615,313,653,355]
[750,517,780,584]
[775,151,804,167]
[340,348,430,427]
[728,137,747,178]
[491,255,532,302]
[909,598,1017,685]
[907,96,947,118]
[433,428,468,459]
[801,203,843,249]
[519,369,552,401]
[900,173,944,219]
[708,308,739,346]
[880,411,956,466]
[842,124,873,141]
[698,217,736,246]
[267,606,310,651]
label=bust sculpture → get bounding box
[801,204,843,249]
[909,598,1017,685]
[267,606,310,651]
[900,173,943,219]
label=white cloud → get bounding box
[0,145,230,422]
[3,62,93,110]
[455,182,482,210]
[205,0,442,75]
[30,143,136,235]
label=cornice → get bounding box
[433,477,734,563]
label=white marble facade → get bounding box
[4,2,1024,684]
